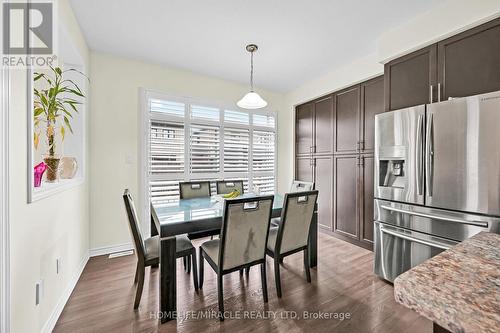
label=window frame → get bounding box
[139,89,278,233]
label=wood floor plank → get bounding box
[53,233,431,333]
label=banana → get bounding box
[222,189,240,199]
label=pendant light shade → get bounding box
[238,44,267,109]
[237,91,268,109]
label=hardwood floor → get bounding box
[54,233,431,333]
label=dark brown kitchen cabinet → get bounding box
[295,103,314,156]
[295,156,314,183]
[314,156,334,231]
[385,17,500,111]
[360,155,374,245]
[361,77,385,153]
[334,86,360,154]
[314,96,334,155]
[333,155,359,239]
[437,17,500,100]
[384,45,437,111]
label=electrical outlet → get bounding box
[35,279,44,305]
[56,258,61,274]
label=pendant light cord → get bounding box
[250,50,254,92]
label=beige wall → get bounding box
[89,52,285,250]
[8,1,90,332]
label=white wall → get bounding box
[8,1,90,332]
[89,52,284,250]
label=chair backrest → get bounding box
[123,189,146,260]
[275,190,318,254]
[290,180,315,193]
[216,180,244,195]
[219,196,274,271]
[179,181,211,199]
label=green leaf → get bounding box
[55,67,62,75]
[63,116,73,134]
[34,73,44,81]
[34,107,44,117]
[60,126,65,141]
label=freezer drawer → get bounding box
[374,199,499,242]
[426,91,500,215]
[374,105,425,205]
[374,221,458,282]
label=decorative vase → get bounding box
[43,155,61,182]
[60,156,78,179]
[33,162,47,187]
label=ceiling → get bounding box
[69,0,443,92]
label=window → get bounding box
[146,93,276,203]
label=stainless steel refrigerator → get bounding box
[374,90,500,282]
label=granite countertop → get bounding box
[394,232,500,333]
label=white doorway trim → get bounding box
[0,1,11,331]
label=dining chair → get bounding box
[199,195,274,320]
[123,189,198,309]
[270,180,315,228]
[289,180,315,192]
[216,180,244,195]
[179,181,220,270]
[266,190,318,298]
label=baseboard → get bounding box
[41,252,89,333]
[89,243,134,257]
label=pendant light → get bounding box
[237,44,268,109]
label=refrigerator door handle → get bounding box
[426,113,434,196]
[380,225,453,250]
[416,114,424,195]
[380,205,489,228]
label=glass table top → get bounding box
[153,193,284,225]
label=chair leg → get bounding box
[217,274,224,321]
[260,263,268,303]
[191,251,199,292]
[134,264,145,309]
[134,262,139,284]
[183,257,187,272]
[245,267,250,277]
[304,248,311,283]
[198,248,204,288]
[187,256,191,274]
[274,257,282,298]
[239,269,243,276]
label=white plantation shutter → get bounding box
[253,113,275,128]
[253,176,275,194]
[252,130,275,172]
[190,124,220,174]
[146,95,276,206]
[224,110,249,125]
[224,127,249,173]
[149,121,184,174]
[150,99,185,117]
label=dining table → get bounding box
[150,193,318,323]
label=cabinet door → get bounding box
[333,155,358,239]
[314,95,334,155]
[334,86,360,154]
[314,156,333,231]
[384,45,437,111]
[295,156,314,183]
[295,103,314,156]
[438,17,500,100]
[360,76,384,153]
[360,155,374,245]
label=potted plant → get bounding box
[33,66,87,182]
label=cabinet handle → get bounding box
[429,85,433,104]
[438,83,441,102]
